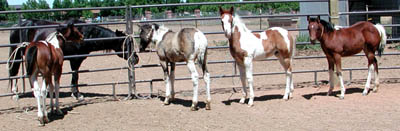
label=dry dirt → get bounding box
[0,23,400,130]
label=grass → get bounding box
[295,34,321,51]
[214,40,228,46]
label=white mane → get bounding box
[232,14,251,33]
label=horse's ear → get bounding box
[67,22,74,28]
[219,6,224,15]
[152,23,159,30]
[229,6,234,14]
[307,16,310,22]
[317,16,321,23]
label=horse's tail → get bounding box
[374,24,387,57]
[25,46,38,76]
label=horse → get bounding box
[8,19,139,100]
[219,7,295,107]
[139,23,211,111]
[307,16,387,99]
[24,23,83,126]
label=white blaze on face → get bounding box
[271,27,290,53]
[222,15,232,37]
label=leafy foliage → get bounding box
[4,0,299,21]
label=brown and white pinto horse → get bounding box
[219,7,295,107]
[24,23,83,126]
[139,23,211,111]
[307,16,387,99]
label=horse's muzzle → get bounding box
[310,39,317,45]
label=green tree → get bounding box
[0,0,8,20]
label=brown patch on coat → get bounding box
[228,26,247,64]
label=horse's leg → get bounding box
[362,50,376,95]
[9,47,21,97]
[187,60,199,111]
[277,55,293,100]
[326,55,335,96]
[333,54,345,99]
[237,64,247,104]
[243,57,254,107]
[70,59,84,100]
[372,57,380,92]
[160,61,171,105]
[30,72,45,126]
[169,62,176,101]
[54,68,63,115]
[48,76,54,114]
[42,74,50,123]
[200,58,211,110]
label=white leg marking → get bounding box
[41,79,48,118]
[283,71,292,100]
[187,60,199,110]
[363,65,374,95]
[32,78,43,118]
[338,73,346,99]
[238,65,247,104]
[244,57,254,107]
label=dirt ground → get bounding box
[0,23,400,130]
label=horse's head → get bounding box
[219,6,234,38]
[147,23,170,45]
[138,24,153,52]
[58,22,84,43]
[307,16,324,44]
[115,29,139,65]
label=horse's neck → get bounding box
[155,30,173,48]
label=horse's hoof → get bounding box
[190,103,198,111]
[339,96,344,100]
[12,95,19,101]
[283,96,289,100]
[190,106,198,111]
[239,98,246,104]
[372,88,379,93]
[247,103,254,107]
[56,110,63,116]
[38,117,46,126]
[163,98,170,105]
[71,93,84,101]
[205,101,211,110]
[362,92,368,96]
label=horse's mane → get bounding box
[309,18,335,33]
[232,14,251,33]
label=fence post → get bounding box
[125,5,136,100]
[329,0,339,25]
[18,13,26,94]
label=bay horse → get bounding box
[8,19,139,100]
[24,23,83,126]
[219,7,295,107]
[307,16,387,99]
[139,23,211,111]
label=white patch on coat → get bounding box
[39,41,48,46]
[334,26,343,30]
[194,30,208,55]
[259,32,268,40]
[270,27,290,53]
[45,32,60,48]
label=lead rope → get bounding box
[118,34,152,100]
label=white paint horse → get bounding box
[219,7,295,107]
[140,23,211,111]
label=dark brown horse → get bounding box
[24,23,83,126]
[307,16,387,99]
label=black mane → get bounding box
[309,18,335,33]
